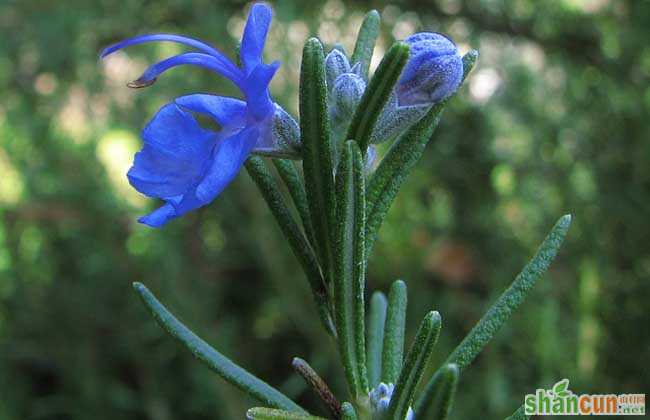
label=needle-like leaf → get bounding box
[272,158,317,247]
[334,140,368,396]
[413,363,459,420]
[417,215,572,410]
[246,157,334,336]
[443,215,571,370]
[133,282,305,413]
[346,42,410,154]
[351,10,380,80]
[300,37,337,286]
[366,291,388,388]
[381,280,408,384]
[386,311,441,420]
[246,408,327,420]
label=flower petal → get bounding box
[397,53,463,105]
[174,125,259,214]
[138,202,178,228]
[399,32,458,87]
[403,33,456,57]
[127,103,217,199]
[129,52,243,88]
[240,3,272,74]
[251,103,300,157]
[174,94,246,127]
[242,61,280,120]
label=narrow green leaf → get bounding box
[442,214,572,371]
[133,283,305,413]
[416,216,571,412]
[346,42,410,153]
[504,404,529,420]
[414,363,459,420]
[351,10,381,80]
[246,408,326,420]
[300,37,337,285]
[334,141,368,396]
[292,357,341,419]
[245,157,335,336]
[386,311,441,420]
[381,280,408,384]
[365,50,479,257]
[366,291,388,388]
[340,402,359,420]
[272,158,317,246]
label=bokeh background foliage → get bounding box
[0,0,648,418]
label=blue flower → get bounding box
[101,3,297,227]
[396,32,464,106]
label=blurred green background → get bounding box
[0,0,648,418]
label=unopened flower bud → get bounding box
[396,32,463,106]
[329,73,366,126]
[369,383,414,419]
[325,48,352,91]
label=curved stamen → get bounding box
[102,33,226,59]
[128,52,244,89]
[100,34,241,81]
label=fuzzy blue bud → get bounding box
[369,383,414,419]
[396,32,463,106]
[329,73,366,126]
[325,48,352,90]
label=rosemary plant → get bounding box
[102,4,571,419]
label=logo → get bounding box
[524,379,645,416]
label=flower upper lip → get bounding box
[100,4,277,115]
